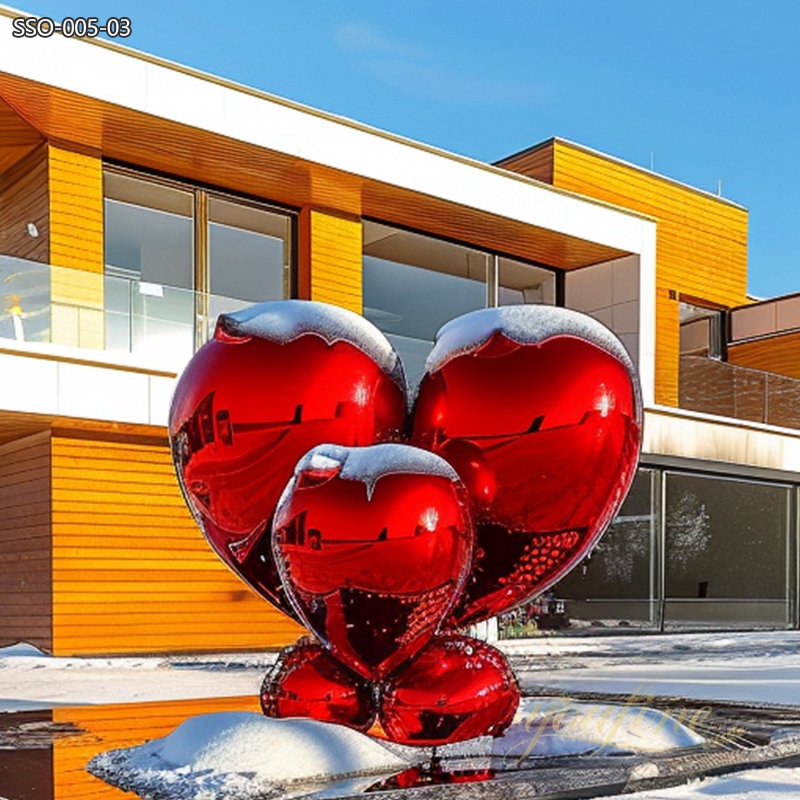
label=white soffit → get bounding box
[0,10,652,256]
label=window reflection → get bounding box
[540,469,660,633]
[664,473,792,628]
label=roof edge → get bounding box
[0,6,656,228]
[497,136,748,212]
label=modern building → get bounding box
[1,7,799,655]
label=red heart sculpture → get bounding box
[169,301,407,618]
[412,306,642,626]
[261,639,375,731]
[271,444,474,680]
[380,634,519,746]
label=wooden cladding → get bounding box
[495,140,554,184]
[0,144,49,263]
[0,95,43,175]
[48,145,104,272]
[299,208,363,313]
[728,331,800,381]
[500,139,750,406]
[0,431,52,652]
[50,433,304,655]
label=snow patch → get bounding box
[426,305,637,377]
[217,300,406,394]
[291,443,461,500]
[88,698,705,799]
[0,642,48,657]
[602,766,800,798]
[88,713,408,800]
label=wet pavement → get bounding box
[4,691,800,800]
[0,695,261,800]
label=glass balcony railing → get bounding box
[679,355,800,430]
[0,254,252,370]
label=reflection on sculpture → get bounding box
[170,300,643,746]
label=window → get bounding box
[663,472,793,629]
[104,173,195,365]
[679,301,723,359]
[207,196,291,328]
[362,221,557,387]
[103,169,292,367]
[544,469,661,632]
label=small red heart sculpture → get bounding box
[380,634,519,746]
[271,444,474,680]
[169,301,407,618]
[261,639,375,731]
[412,306,642,626]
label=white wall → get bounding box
[565,255,640,367]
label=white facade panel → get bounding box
[57,362,150,423]
[0,352,58,414]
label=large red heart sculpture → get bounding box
[271,443,474,680]
[169,301,407,618]
[380,634,519,746]
[261,639,375,731]
[412,306,642,626]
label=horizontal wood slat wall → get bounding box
[728,331,800,380]
[0,431,52,651]
[51,434,304,655]
[299,208,362,313]
[48,145,104,272]
[500,139,750,406]
[0,143,49,263]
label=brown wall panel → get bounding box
[0,95,43,174]
[0,431,52,652]
[50,434,304,655]
[728,331,800,380]
[0,143,49,263]
[495,140,554,184]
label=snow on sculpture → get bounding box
[169,300,643,746]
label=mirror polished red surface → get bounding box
[271,444,474,680]
[413,321,642,626]
[380,634,519,746]
[169,303,407,618]
[261,640,375,731]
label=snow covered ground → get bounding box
[3,631,800,799]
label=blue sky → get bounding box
[15,0,800,298]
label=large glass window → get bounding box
[104,173,195,365]
[518,469,661,635]
[208,196,290,321]
[362,221,557,388]
[663,473,794,629]
[103,170,293,367]
[498,257,557,306]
